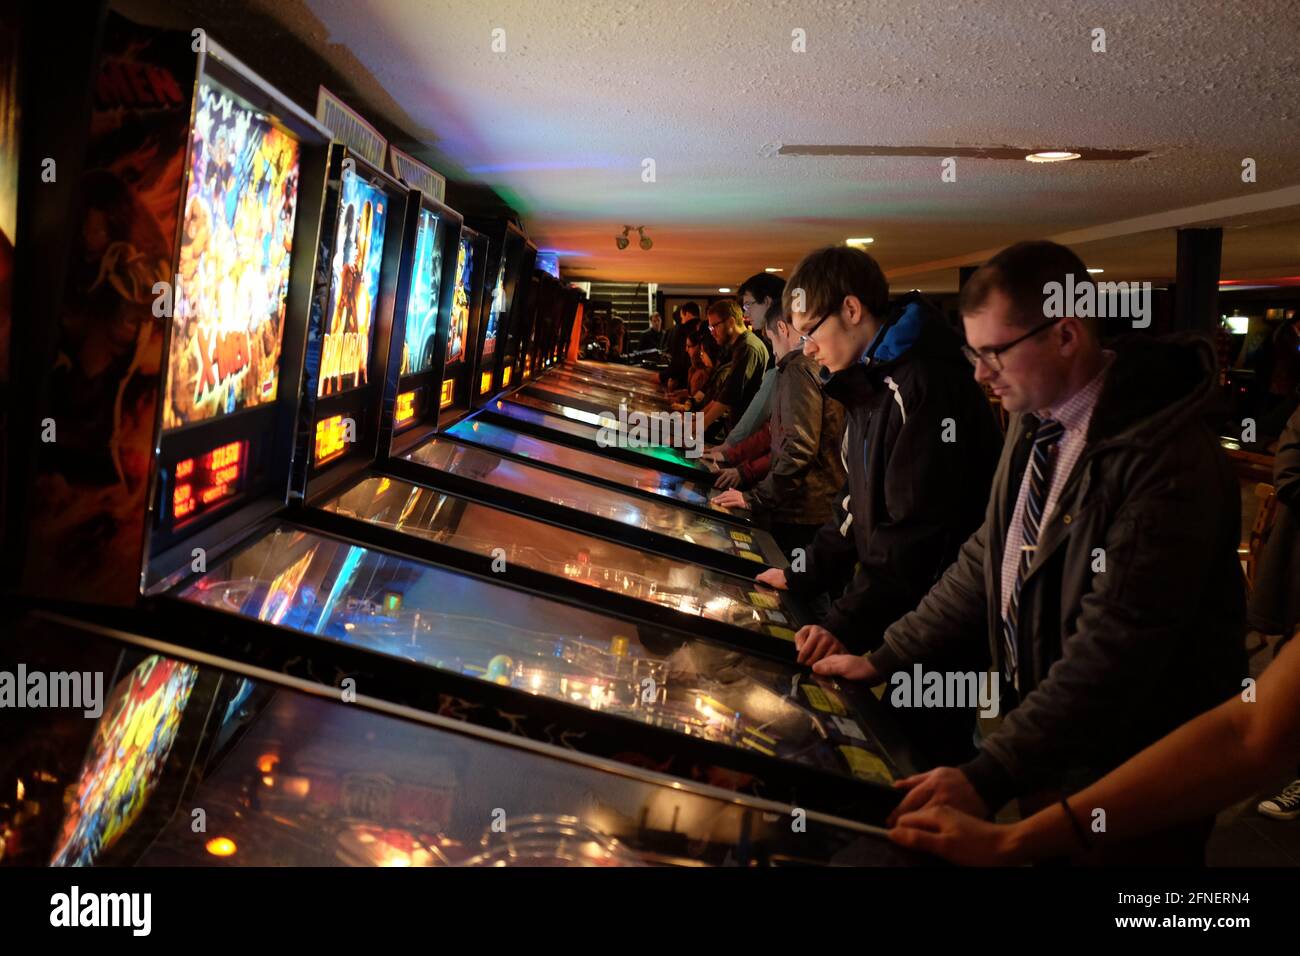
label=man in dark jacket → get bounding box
[1248,404,1300,820]
[711,307,847,554]
[660,302,701,391]
[817,241,1247,864]
[756,248,1002,665]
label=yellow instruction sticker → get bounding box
[748,591,780,609]
[729,531,753,544]
[838,746,894,784]
[740,551,765,562]
[800,684,847,715]
[765,625,798,641]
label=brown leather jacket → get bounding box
[745,350,846,525]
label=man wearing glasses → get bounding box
[816,240,1246,864]
[755,244,1002,761]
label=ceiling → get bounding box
[233,0,1300,288]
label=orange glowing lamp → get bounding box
[205,837,237,858]
[395,390,416,425]
[315,414,348,465]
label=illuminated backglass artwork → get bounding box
[400,207,443,375]
[163,74,302,430]
[482,259,506,359]
[50,656,200,866]
[445,235,472,365]
[318,169,388,396]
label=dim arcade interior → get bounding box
[1,0,1299,882]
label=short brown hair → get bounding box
[707,298,745,329]
[783,245,889,325]
[960,240,1094,331]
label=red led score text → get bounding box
[173,440,245,524]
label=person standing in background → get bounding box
[638,312,666,352]
[660,301,701,391]
[1248,403,1300,820]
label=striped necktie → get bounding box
[1002,418,1066,692]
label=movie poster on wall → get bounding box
[319,168,387,396]
[482,259,506,358]
[162,75,302,430]
[400,206,442,375]
[25,16,195,603]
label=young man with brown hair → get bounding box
[755,244,1002,761]
[816,240,1247,863]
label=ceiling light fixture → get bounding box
[1025,151,1082,163]
[1087,268,1104,274]
[615,225,652,250]
[718,287,732,293]
[846,237,874,247]
[765,267,782,273]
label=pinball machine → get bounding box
[2,614,921,868]
[9,15,927,849]
[467,218,535,407]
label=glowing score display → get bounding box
[395,390,417,425]
[439,380,454,409]
[315,415,351,466]
[172,440,247,525]
[480,371,492,395]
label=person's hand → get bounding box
[702,446,728,464]
[755,567,787,590]
[712,488,747,509]
[811,653,880,683]
[889,805,1019,866]
[714,468,742,489]
[886,767,988,827]
[794,625,848,665]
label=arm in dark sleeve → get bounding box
[822,380,996,651]
[740,453,771,486]
[1273,411,1300,509]
[867,517,990,674]
[784,477,857,598]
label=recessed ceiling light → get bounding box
[718,287,732,293]
[764,267,782,273]
[846,237,874,247]
[1087,268,1104,274]
[1025,151,1081,163]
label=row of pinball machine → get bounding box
[1,13,929,867]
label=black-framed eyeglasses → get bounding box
[795,312,833,347]
[961,316,1065,372]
